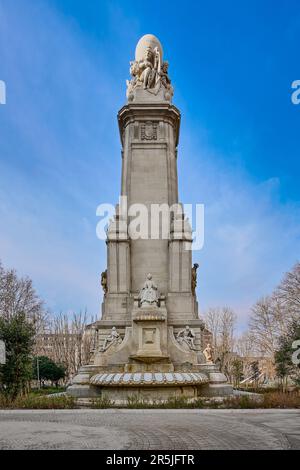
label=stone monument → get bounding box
[67,34,232,402]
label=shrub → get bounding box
[262,392,300,409]
[0,393,75,409]
[90,396,115,408]
[223,391,300,409]
[223,395,260,409]
[126,396,206,409]
[29,386,66,396]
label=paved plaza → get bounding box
[0,409,299,450]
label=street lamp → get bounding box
[36,356,40,389]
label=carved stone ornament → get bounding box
[141,121,157,141]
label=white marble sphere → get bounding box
[135,34,163,63]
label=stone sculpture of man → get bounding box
[101,270,108,295]
[159,61,171,88]
[139,273,159,307]
[191,263,199,295]
[177,325,196,350]
[203,343,214,363]
[101,327,121,352]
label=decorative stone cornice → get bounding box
[118,103,181,147]
[90,371,209,387]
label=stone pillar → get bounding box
[102,209,131,321]
[169,209,192,293]
[118,103,180,295]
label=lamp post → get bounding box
[36,356,40,389]
[0,340,5,365]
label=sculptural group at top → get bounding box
[126,34,173,101]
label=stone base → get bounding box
[101,385,200,404]
[200,371,233,397]
[67,384,100,398]
[67,365,233,402]
[200,383,233,397]
[67,383,233,403]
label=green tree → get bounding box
[231,359,244,387]
[275,319,300,391]
[32,356,66,387]
[0,312,35,399]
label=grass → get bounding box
[91,396,220,409]
[235,386,279,394]
[0,394,75,409]
[1,391,299,410]
[223,392,300,409]
[90,396,116,409]
[89,392,300,409]
[29,386,66,396]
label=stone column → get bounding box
[118,103,180,295]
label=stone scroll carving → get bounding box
[176,325,196,351]
[126,34,174,101]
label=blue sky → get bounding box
[0,0,299,330]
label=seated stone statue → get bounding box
[177,325,196,350]
[101,327,122,352]
[203,343,214,363]
[126,42,173,101]
[139,273,159,307]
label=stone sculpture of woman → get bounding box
[139,273,159,307]
[203,343,214,363]
[130,46,161,90]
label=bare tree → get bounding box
[249,296,279,357]
[35,310,94,381]
[204,308,220,352]
[204,307,237,378]
[274,261,300,320]
[248,264,300,359]
[0,260,47,334]
[235,331,256,358]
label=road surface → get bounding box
[0,409,299,450]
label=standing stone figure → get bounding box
[159,61,171,89]
[203,343,214,363]
[177,325,196,350]
[191,263,199,295]
[101,270,108,295]
[139,273,159,307]
[101,327,122,352]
